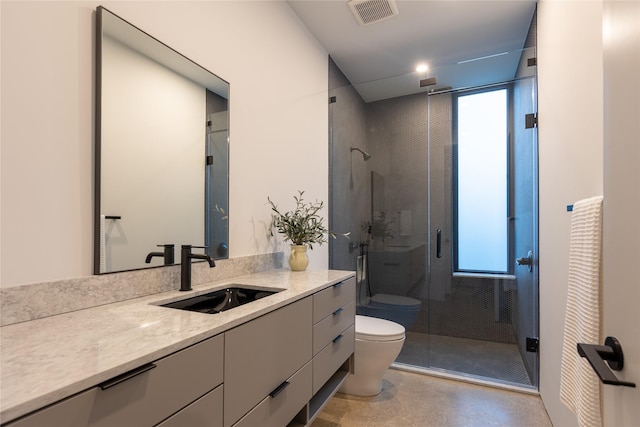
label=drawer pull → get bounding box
[333,281,344,288]
[333,307,344,316]
[333,334,344,344]
[99,363,157,390]
[269,380,290,398]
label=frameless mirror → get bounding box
[94,6,229,274]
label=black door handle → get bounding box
[577,336,636,387]
[436,229,442,259]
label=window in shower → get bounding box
[454,87,509,273]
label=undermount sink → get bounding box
[160,287,280,314]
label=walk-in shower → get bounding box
[328,15,538,390]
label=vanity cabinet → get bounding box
[6,334,224,427]
[308,277,356,422]
[224,297,312,427]
[231,362,312,427]
[2,276,357,427]
[156,386,223,427]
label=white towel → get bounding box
[560,196,604,427]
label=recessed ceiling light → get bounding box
[416,64,429,73]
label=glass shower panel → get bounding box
[204,109,229,259]
[512,74,539,387]
[421,80,538,388]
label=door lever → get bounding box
[577,336,636,387]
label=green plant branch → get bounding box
[268,191,349,249]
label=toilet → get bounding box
[339,315,406,396]
[358,293,421,329]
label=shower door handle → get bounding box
[436,229,442,258]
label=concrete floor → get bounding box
[311,369,552,427]
[397,332,533,386]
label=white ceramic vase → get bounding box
[289,244,309,271]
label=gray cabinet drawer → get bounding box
[231,362,311,427]
[312,324,355,395]
[312,277,356,323]
[312,301,355,355]
[224,297,312,427]
[156,385,223,427]
[7,334,224,427]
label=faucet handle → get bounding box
[181,245,207,250]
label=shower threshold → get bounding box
[390,363,538,395]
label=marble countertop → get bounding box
[0,269,354,423]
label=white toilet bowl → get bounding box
[339,315,405,396]
[358,293,421,329]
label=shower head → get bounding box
[351,147,371,161]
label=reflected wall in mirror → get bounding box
[95,7,230,274]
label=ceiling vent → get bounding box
[348,0,399,26]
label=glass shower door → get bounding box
[420,77,538,388]
[512,75,539,387]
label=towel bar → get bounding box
[577,336,636,387]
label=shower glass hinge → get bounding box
[525,113,537,129]
[329,96,337,104]
[526,337,539,352]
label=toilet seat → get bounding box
[355,315,405,342]
[369,294,421,310]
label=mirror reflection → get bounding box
[95,7,229,274]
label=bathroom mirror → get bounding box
[94,6,230,274]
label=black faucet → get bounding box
[181,245,215,291]
[145,244,175,265]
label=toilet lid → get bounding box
[355,315,405,341]
[370,293,421,309]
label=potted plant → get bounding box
[267,191,349,271]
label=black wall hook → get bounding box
[577,336,636,387]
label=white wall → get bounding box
[537,1,604,426]
[0,1,329,287]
